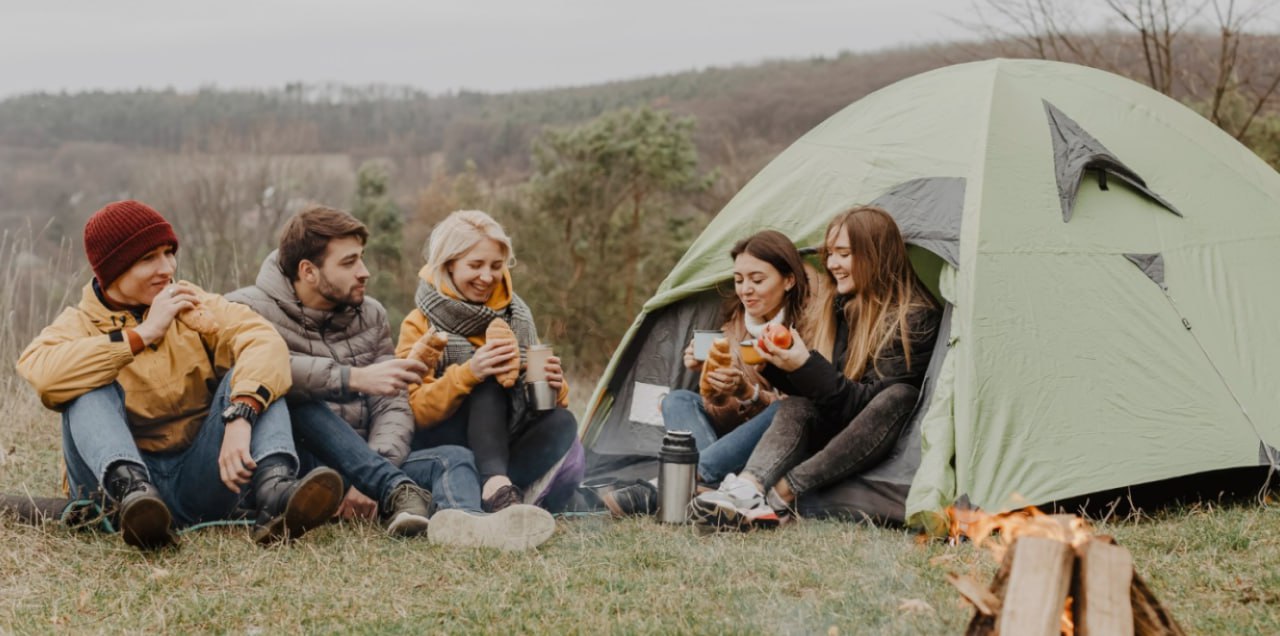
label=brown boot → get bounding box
[248,459,343,545]
[104,463,178,550]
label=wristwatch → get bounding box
[221,401,258,426]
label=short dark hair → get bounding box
[278,205,369,281]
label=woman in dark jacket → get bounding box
[692,205,941,530]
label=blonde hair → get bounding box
[810,205,937,380]
[424,210,516,296]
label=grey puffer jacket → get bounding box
[226,251,413,465]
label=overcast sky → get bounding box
[0,0,1020,99]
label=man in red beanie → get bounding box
[17,200,344,550]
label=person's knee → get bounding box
[65,383,125,413]
[472,378,506,399]
[775,396,820,423]
[543,408,579,444]
[431,444,478,471]
[868,384,920,420]
[661,389,700,412]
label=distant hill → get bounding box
[2,34,1276,230]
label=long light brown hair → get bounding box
[810,205,937,380]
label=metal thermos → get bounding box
[657,431,699,524]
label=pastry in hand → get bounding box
[699,337,731,396]
[174,282,219,334]
[408,327,450,378]
[485,318,520,388]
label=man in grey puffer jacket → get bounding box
[229,205,555,549]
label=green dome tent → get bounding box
[581,59,1280,534]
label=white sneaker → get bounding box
[427,504,556,551]
[690,473,779,531]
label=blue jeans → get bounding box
[61,370,297,528]
[400,446,484,512]
[289,399,416,507]
[661,389,781,484]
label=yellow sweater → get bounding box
[17,281,291,452]
[396,266,569,427]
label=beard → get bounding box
[316,273,365,308]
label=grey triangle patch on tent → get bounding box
[1044,100,1183,222]
[1262,442,1279,468]
[869,177,964,268]
[1124,253,1167,290]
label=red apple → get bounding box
[763,323,792,350]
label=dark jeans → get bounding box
[743,383,919,496]
[412,378,577,490]
[61,371,297,527]
[290,399,411,506]
[290,400,482,511]
[661,389,780,484]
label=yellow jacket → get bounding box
[17,281,291,452]
[396,266,569,427]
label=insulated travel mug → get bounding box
[524,344,556,411]
[657,431,699,524]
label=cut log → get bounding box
[996,537,1075,636]
[947,573,1002,616]
[1077,540,1134,636]
[1132,572,1186,636]
[965,540,1015,636]
[0,493,72,523]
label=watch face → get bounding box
[223,403,253,422]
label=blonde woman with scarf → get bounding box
[397,210,577,515]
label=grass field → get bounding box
[2,384,1280,634]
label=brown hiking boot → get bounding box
[481,484,523,513]
[105,463,178,550]
[249,462,343,545]
[381,482,432,538]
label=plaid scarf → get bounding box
[414,278,539,430]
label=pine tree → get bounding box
[352,161,408,331]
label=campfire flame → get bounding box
[948,505,1091,636]
[947,505,1092,561]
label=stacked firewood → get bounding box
[947,509,1183,636]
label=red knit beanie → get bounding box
[83,200,179,290]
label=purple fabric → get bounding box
[531,438,585,507]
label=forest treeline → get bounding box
[3,33,1279,374]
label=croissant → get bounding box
[174,282,219,334]
[485,318,520,388]
[699,337,731,397]
[408,327,450,378]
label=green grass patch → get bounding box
[2,390,1279,633]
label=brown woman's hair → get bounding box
[278,205,369,281]
[809,205,937,380]
[723,230,811,339]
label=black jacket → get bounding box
[764,300,941,425]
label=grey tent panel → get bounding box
[1044,100,1182,222]
[798,479,911,525]
[1125,253,1168,290]
[586,289,724,467]
[1262,442,1279,468]
[869,177,964,268]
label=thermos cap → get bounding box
[659,430,699,464]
